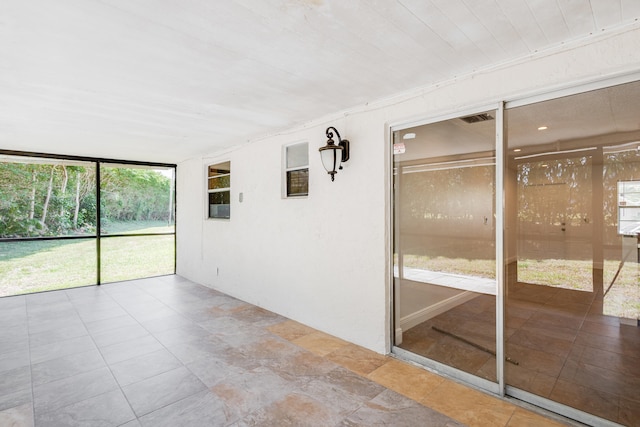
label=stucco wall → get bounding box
[177,24,640,354]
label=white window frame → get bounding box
[206,161,230,219]
[283,142,309,198]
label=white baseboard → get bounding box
[620,317,639,326]
[399,291,478,333]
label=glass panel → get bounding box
[286,143,309,169]
[393,111,497,382]
[603,148,640,321]
[100,164,175,235]
[618,180,640,234]
[208,174,230,190]
[0,156,96,238]
[514,156,593,291]
[286,169,309,196]
[100,235,174,283]
[209,191,230,219]
[505,80,640,424]
[0,239,96,296]
[208,163,230,177]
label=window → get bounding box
[284,142,308,197]
[0,152,176,296]
[207,161,230,219]
[618,180,640,235]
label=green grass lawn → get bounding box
[0,221,175,297]
[100,235,174,283]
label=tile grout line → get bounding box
[273,320,564,427]
[101,280,217,424]
[275,324,459,418]
[65,284,140,426]
[24,295,36,427]
[101,281,202,424]
[260,323,389,427]
[15,279,591,426]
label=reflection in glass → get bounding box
[393,112,497,382]
[286,143,309,169]
[207,162,231,219]
[603,146,640,320]
[100,235,174,283]
[514,156,593,291]
[398,160,496,281]
[286,169,309,197]
[0,239,96,296]
[208,191,230,219]
[505,80,640,424]
[208,175,230,190]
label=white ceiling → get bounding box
[1,0,639,164]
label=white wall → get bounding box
[177,24,640,354]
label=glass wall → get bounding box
[0,239,96,296]
[0,154,176,297]
[393,111,498,384]
[100,235,175,283]
[0,156,97,239]
[100,164,175,235]
[0,156,97,296]
[99,163,176,283]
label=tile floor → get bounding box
[0,275,569,426]
[400,279,640,426]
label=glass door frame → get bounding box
[389,101,505,396]
[388,70,640,427]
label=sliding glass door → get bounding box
[504,80,640,426]
[393,110,499,388]
[392,79,640,425]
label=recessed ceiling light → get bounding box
[541,164,548,167]
[513,148,522,152]
[403,133,416,140]
[538,126,548,131]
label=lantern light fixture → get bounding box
[319,126,350,181]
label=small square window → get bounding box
[285,143,308,197]
[207,162,230,219]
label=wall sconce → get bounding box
[319,126,350,181]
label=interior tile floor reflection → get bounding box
[0,275,571,426]
[401,276,640,426]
